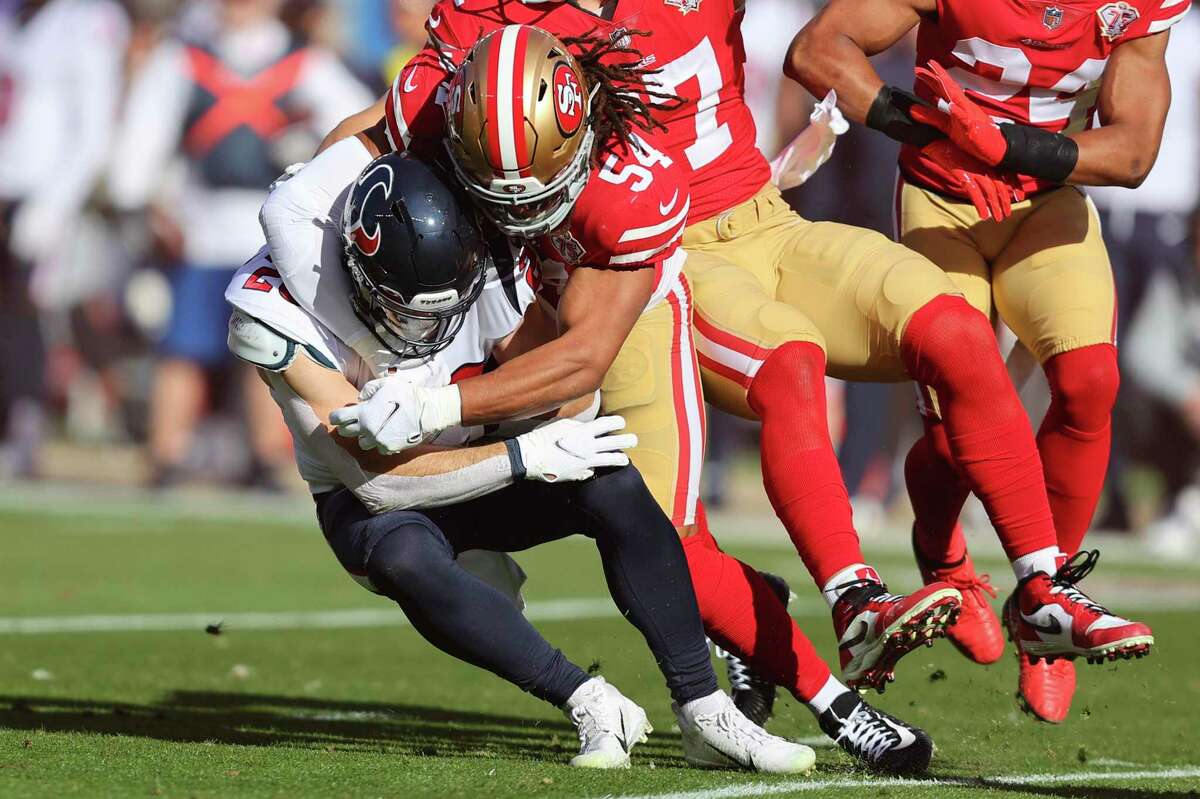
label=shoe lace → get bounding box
[836,703,901,764]
[696,707,773,749]
[1049,549,1109,615]
[951,572,998,604]
[716,648,754,693]
[832,578,890,610]
[570,701,613,749]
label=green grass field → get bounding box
[1,484,1198,798]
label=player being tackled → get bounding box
[232,150,816,772]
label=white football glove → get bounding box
[769,90,849,191]
[515,415,637,483]
[268,162,307,193]
[329,377,462,454]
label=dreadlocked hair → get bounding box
[561,30,683,162]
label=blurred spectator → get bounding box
[107,0,371,488]
[1123,222,1200,557]
[381,0,434,85]
[0,0,130,477]
[1090,11,1200,532]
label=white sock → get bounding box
[820,563,882,608]
[1011,546,1064,581]
[680,689,728,718]
[805,673,849,716]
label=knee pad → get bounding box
[747,341,827,416]
[364,518,454,598]
[902,295,1003,384]
[1044,345,1119,432]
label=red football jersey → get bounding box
[535,130,691,309]
[901,0,1191,197]
[383,0,770,224]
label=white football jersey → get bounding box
[226,245,536,491]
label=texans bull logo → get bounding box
[348,162,394,256]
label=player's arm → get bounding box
[1067,31,1172,188]
[456,265,656,423]
[315,94,388,156]
[785,0,941,144]
[232,313,633,511]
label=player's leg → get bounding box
[597,279,832,707]
[992,187,1120,558]
[680,244,960,692]
[599,281,932,772]
[314,487,647,768]
[768,187,1064,587]
[991,188,1150,717]
[896,179,1010,665]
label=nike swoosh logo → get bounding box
[403,69,419,93]
[1025,614,1062,636]
[658,189,678,216]
[881,715,917,748]
[429,10,441,27]
[839,621,869,651]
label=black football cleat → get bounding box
[818,690,933,774]
[718,572,792,727]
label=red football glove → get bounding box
[920,139,1025,222]
[909,61,1008,167]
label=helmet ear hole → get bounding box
[538,80,548,101]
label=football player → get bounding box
[229,151,820,772]
[787,0,1178,722]
[327,0,1134,701]
[267,27,936,773]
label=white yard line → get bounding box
[609,767,1200,799]
[2,586,1198,635]
[0,598,618,635]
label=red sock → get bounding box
[681,509,832,702]
[901,296,1056,561]
[1038,345,1118,556]
[905,419,969,565]
[747,341,864,588]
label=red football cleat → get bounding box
[1005,550,1154,664]
[833,578,961,693]
[1016,656,1076,724]
[913,530,1004,665]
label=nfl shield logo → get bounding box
[665,0,701,14]
[1042,6,1063,30]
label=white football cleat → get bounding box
[674,691,816,774]
[562,677,651,768]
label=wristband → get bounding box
[997,124,1079,183]
[866,85,944,147]
[504,438,527,481]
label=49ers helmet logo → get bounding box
[347,163,394,256]
[552,62,584,136]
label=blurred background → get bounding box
[1,0,1198,561]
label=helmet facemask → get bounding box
[345,243,487,360]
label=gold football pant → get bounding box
[681,182,963,418]
[599,275,704,527]
[897,179,1116,365]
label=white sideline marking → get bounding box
[610,767,1200,799]
[0,598,618,635]
[0,585,1195,635]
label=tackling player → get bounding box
[266,26,936,773]
[788,0,1177,722]
[229,151,819,771]
[329,0,1145,705]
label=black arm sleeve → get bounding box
[996,124,1079,183]
[866,85,945,147]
